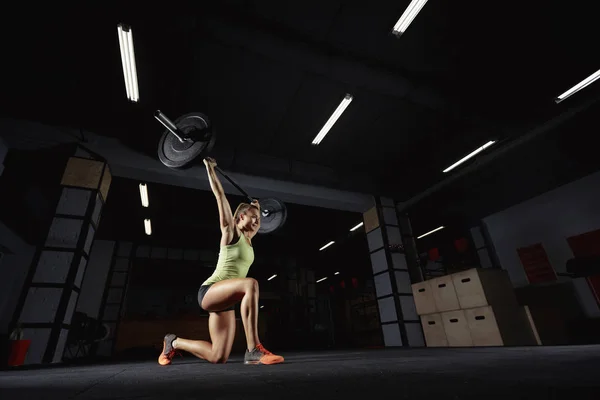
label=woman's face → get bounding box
[239,207,261,232]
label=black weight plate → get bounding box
[158,112,216,169]
[258,198,287,234]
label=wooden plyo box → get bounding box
[412,280,437,315]
[452,268,518,309]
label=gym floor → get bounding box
[2,346,600,399]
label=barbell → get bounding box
[154,110,287,234]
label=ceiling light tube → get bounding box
[319,241,335,251]
[139,183,149,207]
[555,69,600,104]
[392,0,428,37]
[312,94,353,145]
[144,219,152,235]
[317,277,328,283]
[443,140,496,173]
[260,305,264,309]
[417,226,444,239]
[268,274,277,281]
[350,222,364,232]
[117,23,139,102]
[334,272,340,275]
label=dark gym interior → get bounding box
[1,1,600,399]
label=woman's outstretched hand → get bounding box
[204,157,217,168]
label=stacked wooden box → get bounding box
[413,268,539,347]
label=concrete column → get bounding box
[364,197,424,347]
[10,145,112,364]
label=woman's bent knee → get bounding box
[209,354,228,364]
[245,278,259,292]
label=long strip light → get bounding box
[334,272,340,275]
[350,222,364,232]
[443,140,496,173]
[319,241,335,251]
[117,23,139,102]
[139,183,149,207]
[555,69,600,104]
[144,219,152,235]
[417,226,444,239]
[392,0,428,37]
[317,277,328,283]
[312,94,353,145]
[267,274,277,281]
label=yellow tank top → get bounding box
[202,231,254,286]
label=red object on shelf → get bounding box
[454,237,469,253]
[7,339,31,367]
[428,248,440,261]
[351,278,358,288]
[340,280,346,289]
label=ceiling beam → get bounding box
[0,117,374,213]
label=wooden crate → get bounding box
[441,310,473,347]
[431,275,460,312]
[412,280,437,315]
[464,305,538,347]
[420,313,448,347]
[451,268,518,309]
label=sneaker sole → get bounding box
[244,359,284,365]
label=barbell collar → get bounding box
[155,110,188,143]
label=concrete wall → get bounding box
[76,240,116,319]
[483,170,600,317]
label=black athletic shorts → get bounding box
[198,284,235,312]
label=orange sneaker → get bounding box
[158,334,178,366]
[244,344,284,365]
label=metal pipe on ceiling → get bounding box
[396,94,600,213]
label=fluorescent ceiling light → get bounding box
[117,23,139,102]
[334,272,340,275]
[350,222,364,232]
[319,241,335,251]
[268,274,277,281]
[392,0,428,37]
[139,183,149,207]
[144,219,152,235]
[312,94,353,145]
[555,69,600,104]
[443,140,496,173]
[417,226,444,239]
[317,277,328,283]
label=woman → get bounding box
[158,157,284,366]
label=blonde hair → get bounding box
[233,203,260,223]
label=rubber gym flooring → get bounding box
[2,346,600,399]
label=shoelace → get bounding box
[257,344,272,355]
[166,349,182,359]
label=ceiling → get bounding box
[2,1,599,203]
